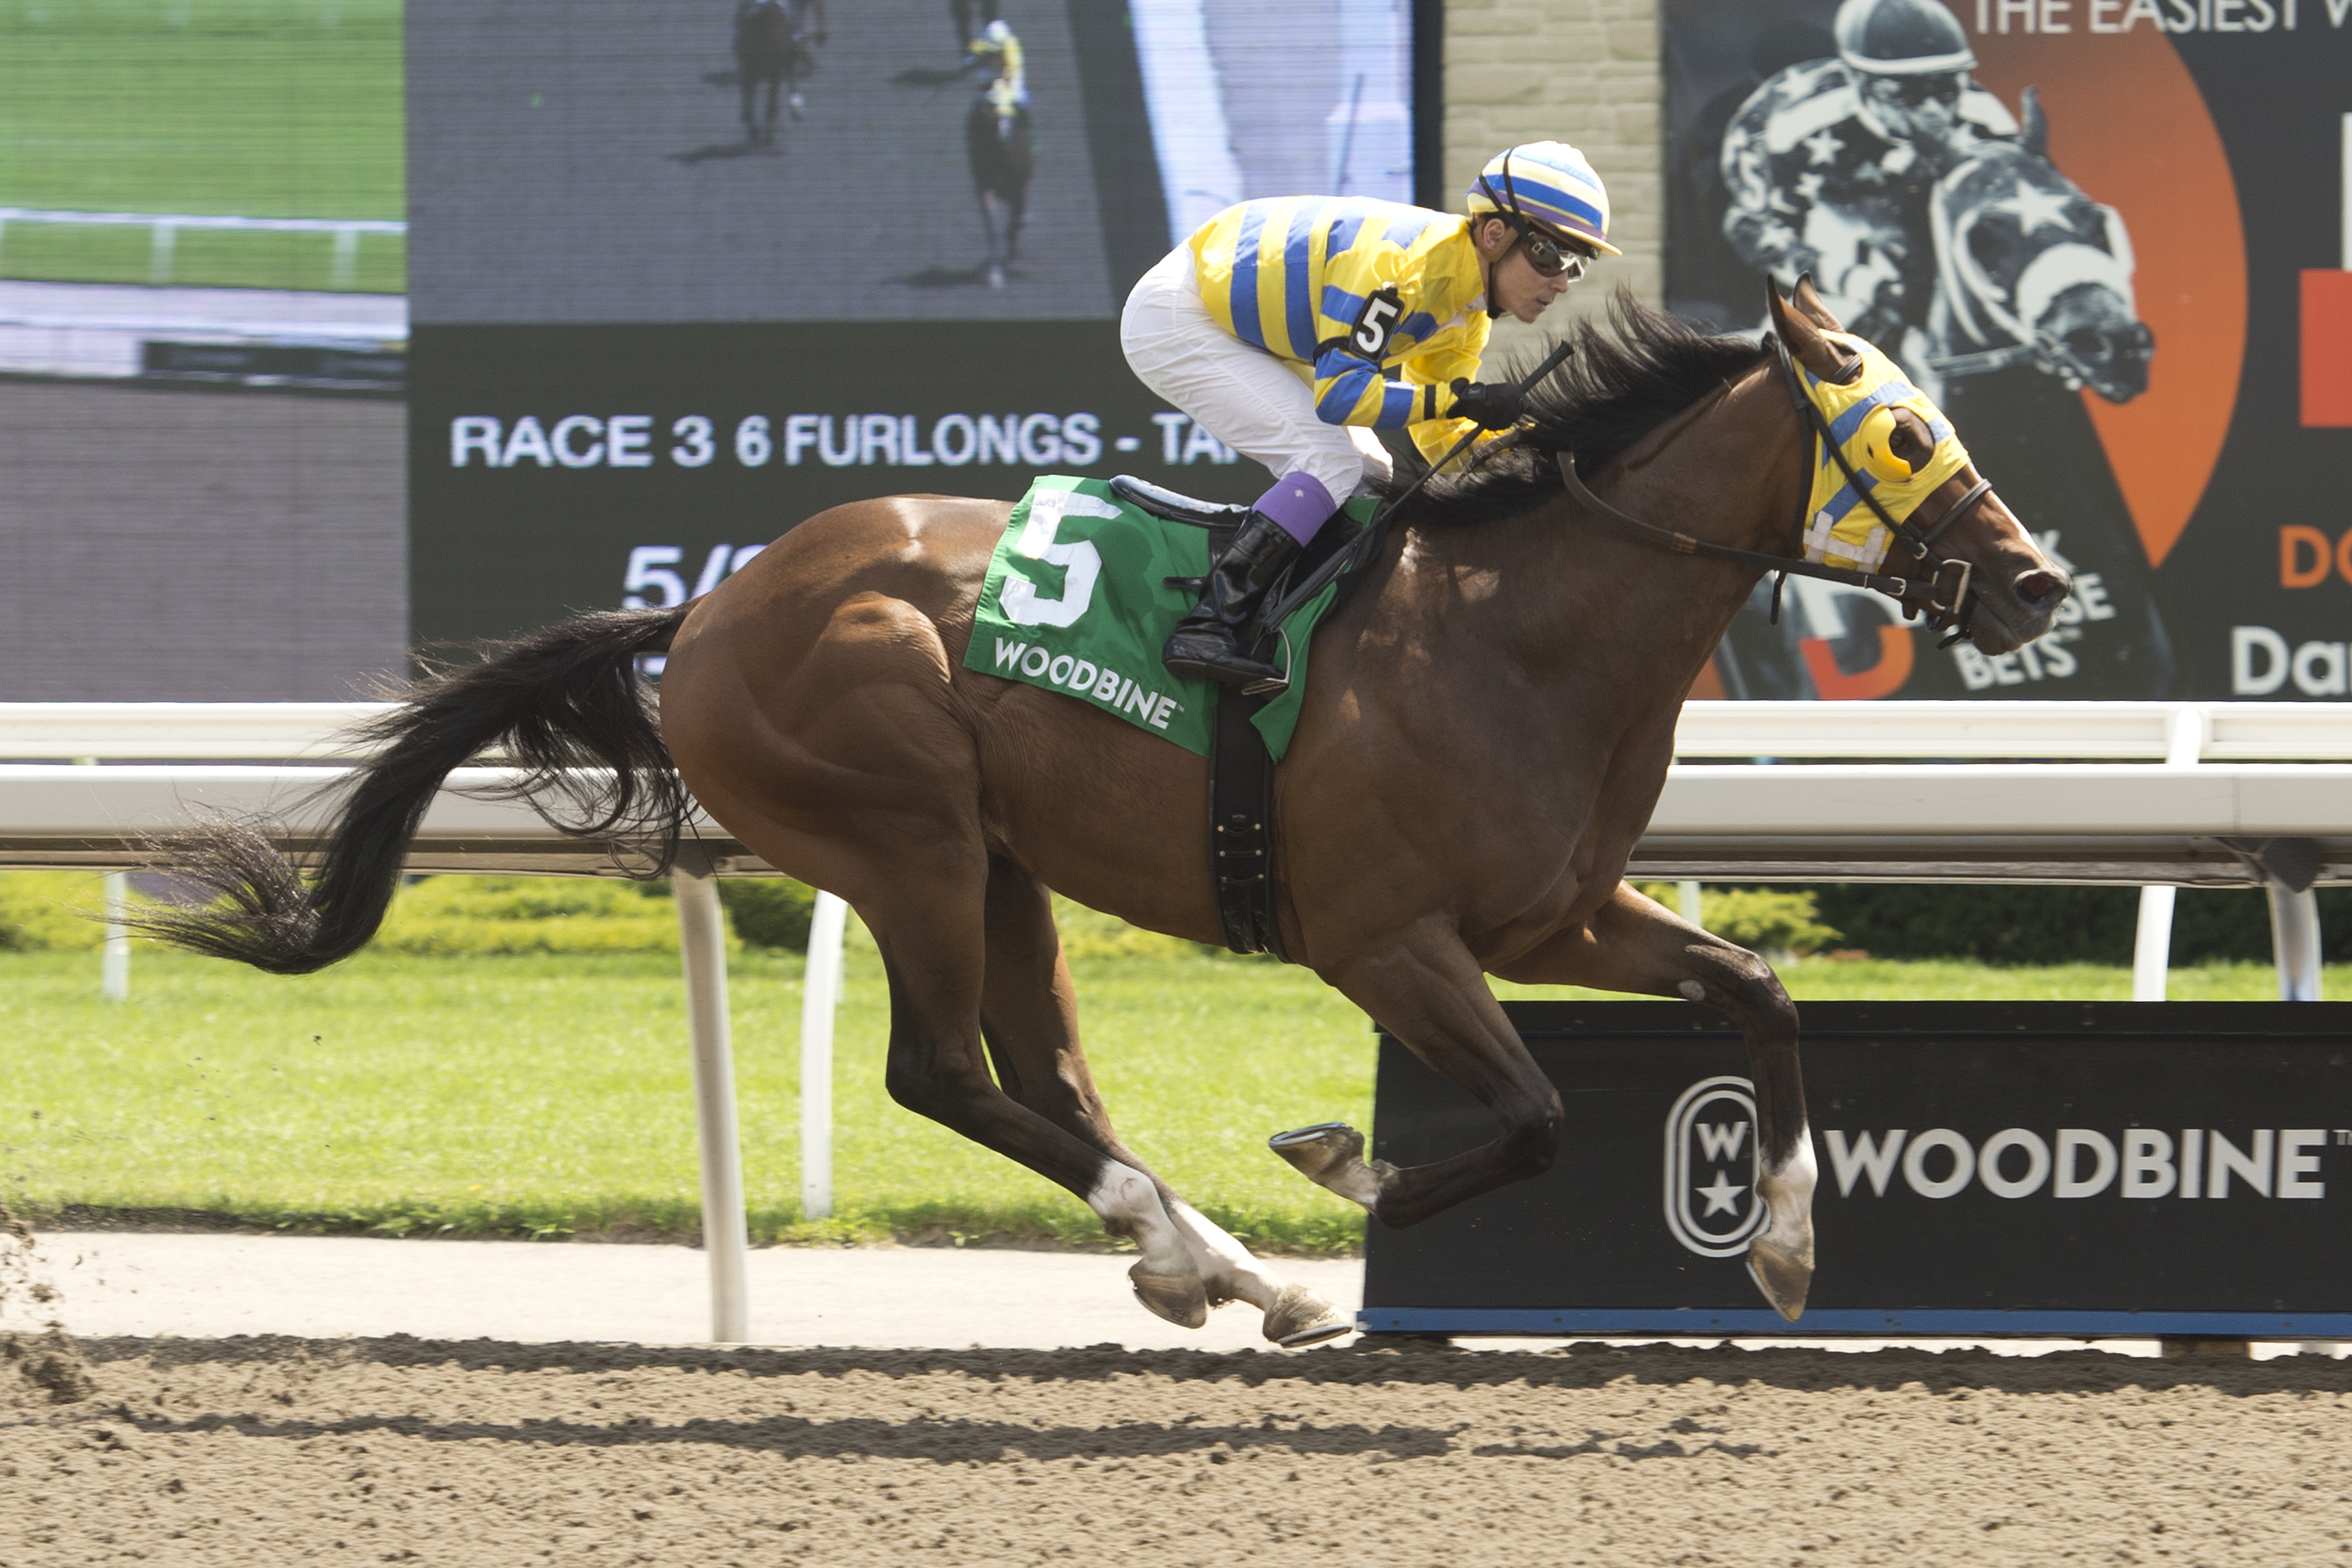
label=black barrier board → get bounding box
[1362,1003,2352,1338]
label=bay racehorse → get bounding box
[733,0,822,144]
[131,284,2068,1347]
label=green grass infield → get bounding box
[0,1,404,293]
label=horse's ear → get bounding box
[1791,274,1846,334]
[1769,276,1861,382]
[2019,85,2049,159]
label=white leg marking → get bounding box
[1167,1198,1281,1312]
[1758,1120,1818,1237]
[1085,1162,1190,1276]
[1322,1160,1384,1209]
[1678,980,1706,1002]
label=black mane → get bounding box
[1384,290,1770,526]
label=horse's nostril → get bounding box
[2014,570,2066,610]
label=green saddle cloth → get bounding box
[961,476,1369,762]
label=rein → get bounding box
[1557,334,1994,642]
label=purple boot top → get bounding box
[1254,472,1338,546]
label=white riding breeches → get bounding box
[1119,245,1394,501]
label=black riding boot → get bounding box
[1161,512,1304,692]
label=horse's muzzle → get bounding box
[1969,564,2071,655]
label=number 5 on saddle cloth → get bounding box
[962,474,1379,958]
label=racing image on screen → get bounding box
[408,0,1414,325]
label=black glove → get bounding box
[1448,377,1523,431]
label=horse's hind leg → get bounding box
[1490,881,1814,1320]
[855,853,1213,1328]
[974,858,1351,1345]
[708,792,1212,1326]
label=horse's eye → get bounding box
[1889,416,1933,465]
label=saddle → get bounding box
[1105,476,1372,962]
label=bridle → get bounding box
[1554,332,1997,645]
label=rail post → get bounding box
[2132,705,2209,1000]
[672,855,749,1343]
[2268,877,2324,1001]
[800,891,848,1222]
[101,872,131,1002]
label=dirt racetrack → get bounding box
[3,1335,2349,1565]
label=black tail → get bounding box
[127,606,694,975]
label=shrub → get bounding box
[375,875,732,956]
[1638,883,1840,956]
[1813,883,2352,966]
[717,879,819,951]
[0,872,108,952]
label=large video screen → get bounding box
[409,0,1425,644]
[1665,0,2352,700]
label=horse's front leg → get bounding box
[1490,881,1815,1320]
[1273,923,1563,1230]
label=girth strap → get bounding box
[1202,517,1288,962]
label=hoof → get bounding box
[1129,1262,1209,1330]
[1268,1123,1392,1210]
[1746,1232,1814,1322]
[1263,1282,1352,1348]
[1270,1121,1362,1174]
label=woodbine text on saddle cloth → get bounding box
[963,476,1371,760]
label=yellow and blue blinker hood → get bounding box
[1797,333,1970,574]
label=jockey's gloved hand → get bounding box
[1448,378,1524,431]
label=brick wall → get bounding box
[1445,0,1663,359]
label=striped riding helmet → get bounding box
[1466,142,1620,257]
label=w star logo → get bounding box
[1663,1076,1767,1258]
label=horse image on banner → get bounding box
[1692,2,2175,702]
[1924,95,2153,409]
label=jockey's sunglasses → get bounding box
[1513,221,1590,281]
[1479,161,1592,282]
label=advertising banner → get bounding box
[1664,0,2352,701]
[1362,1002,2352,1336]
[406,0,1426,645]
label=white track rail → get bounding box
[14,698,2349,762]
[0,208,405,289]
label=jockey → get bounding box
[1720,0,2015,353]
[1124,142,1614,689]
[962,18,1026,124]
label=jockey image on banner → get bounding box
[1680,0,2172,700]
[1122,142,1613,690]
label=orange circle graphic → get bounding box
[1967,22,2247,569]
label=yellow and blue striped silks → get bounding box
[1797,333,1971,574]
[1185,196,1490,466]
